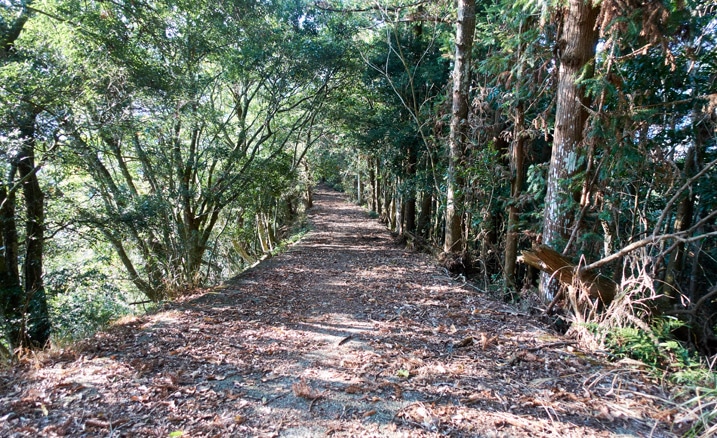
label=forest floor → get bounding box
[0,186,687,437]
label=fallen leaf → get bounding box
[344,384,363,394]
[480,332,498,350]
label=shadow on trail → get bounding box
[0,186,674,437]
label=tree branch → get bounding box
[581,227,717,272]
[653,156,717,237]
[314,0,431,14]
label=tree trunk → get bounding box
[394,185,403,234]
[382,179,391,224]
[663,105,710,302]
[0,1,30,60]
[505,103,527,290]
[540,0,599,299]
[444,0,476,257]
[369,157,377,212]
[17,113,50,348]
[266,211,277,249]
[404,143,417,234]
[303,161,313,209]
[417,188,432,238]
[257,214,269,253]
[432,195,442,243]
[0,0,50,351]
[374,158,382,215]
[663,192,693,297]
[404,192,416,234]
[0,181,23,350]
[0,110,51,349]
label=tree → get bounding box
[328,5,451,239]
[49,0,348,300]
[540,0,600,298]
[468,1,554,292]
[0,0,51,350]
[443,0,476,268]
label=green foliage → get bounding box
[325,11,452,206]
[673,370,717,438]
[26,0,350,300]
[0,0,714,376]
[269,227,309,258]
[601,325,663,365]
[464,144,506,229]
[672,367,717,389]
[587,318,717,437]
[589,317,699,372]
[307,139,351,190]
[0,0,354,351]
[526,163,547,200]
[45,267,136,343]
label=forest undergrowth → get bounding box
[0,187,713,437]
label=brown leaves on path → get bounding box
[0,186,679,437]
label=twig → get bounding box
[523,341,578,352]
[338,334,354,346]
[544,289,564,315]
[264,392,289,405]
[309,396,322,412]
[653,156,717,237]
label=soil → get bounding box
[0,186,682,437]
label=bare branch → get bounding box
[582,226,717,272]
[653,156,717,237]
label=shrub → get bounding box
[46,268,137,343]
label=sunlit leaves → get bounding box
[31,0,353,298]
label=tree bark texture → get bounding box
[303,161,313,208]
[417,188,433,238]
[0,182,23,349]
[17,112,50,347]
[505,102,527,290]
[0,1,30,60]
[0,109,51,349]
[368,158,377,212]
[404,144,417,234]
[374,158,382,215]
[540,0,599,299]
[443,0,476,255]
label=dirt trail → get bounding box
[1,187,679,437]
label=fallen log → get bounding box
[520,245,616,306]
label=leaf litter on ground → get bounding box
[0,186,685,437]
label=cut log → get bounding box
[521,245,616,306]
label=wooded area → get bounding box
[1,0,716,433]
